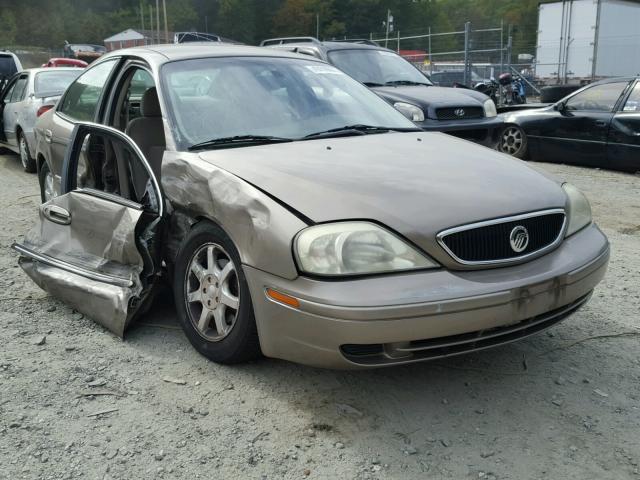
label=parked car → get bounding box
[21,45,608,369]
[42,58,88,68]
[0,67,83,172]
[63,43,106,64]
[261,38,502,148]
[499,77,640,172]
[0,50,22,92]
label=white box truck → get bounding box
[536,0,640,82]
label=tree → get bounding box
[0,10,17,45]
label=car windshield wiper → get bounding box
[362,81,385,87]
[303,124,419,140]
[384,80,431,86]
[188,135,293,151]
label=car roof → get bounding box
[23,67,85,74]
[101,43,325,65]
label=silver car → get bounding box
[17,45,609,369]
[0,67,82,172]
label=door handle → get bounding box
[595,120,607,127]
[42,205,71,225]
[44,129,52,143]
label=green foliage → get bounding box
[0,0,540,57]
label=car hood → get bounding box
[197,132,566,264]
[372,85,488,113]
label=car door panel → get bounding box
[536,111,612,166]
[13,123,164,337]
[608,82,640,172]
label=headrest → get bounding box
[141,87,161,117]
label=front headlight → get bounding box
[295,221,438,276]
[483,98,497,117]
[563,183,592,236]
[393,102,425,122]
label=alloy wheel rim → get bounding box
[44,171,55,202]
[501,127,524,155]
[185,243,240,342]
[19,137,28,168]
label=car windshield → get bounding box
[161,56,417,150]
[34,70,83,97]
[327,49,432,86]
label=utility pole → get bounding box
[140,0,144,33]
[316,14,320,39]
[163,0,169,44]
[149,4,154,44]
[384,9,392,48]
[156,0,161,43]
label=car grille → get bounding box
[436,107,484,120]
[438,210,566,264]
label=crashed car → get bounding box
[16,45,609,369]
[261,37,502,148]
[499,77,640,172]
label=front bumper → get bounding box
[244,224,609,369]
[417,116,503,148]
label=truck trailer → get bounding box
[536,0,640,82]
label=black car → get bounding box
[261,37,502,148]
[500,77,640,172]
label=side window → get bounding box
[565,82,628,112]
[59,59,118,121]
[74,130,157,211]
[9,75,28,103]
[622,83,640,112]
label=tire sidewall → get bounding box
[172,221,260,363]
[19,132,36,173]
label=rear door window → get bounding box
[9,75,28,103]
[58,59,118,121]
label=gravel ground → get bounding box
[0,151,639,480]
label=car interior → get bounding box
[70,66,164,209]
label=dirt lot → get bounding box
[0,150,639,480]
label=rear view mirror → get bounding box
[555,102,566,112]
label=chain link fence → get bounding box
[3,46,65,69]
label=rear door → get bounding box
[608,81,640,172]
[13,123,164,337]
[536,81,629,167]
[2,73,28,146]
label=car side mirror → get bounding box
[555,102,566,113]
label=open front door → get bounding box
[13,123,164,336]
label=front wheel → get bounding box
[499,124,528,159]
[173,221,261,364]
[19,132,36,173]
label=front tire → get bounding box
[499,124,528,159]
[173,221,261,364]
[18,132,36,173]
